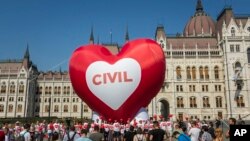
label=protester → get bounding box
[214,128,223,141]
[225,117,236,138]
[172,131,190,141]
[188,121,200,141]
[133,127,146,141]
[76,129,92,141]
[89,125,104,141]
[200,126,213,141]
[20,123,31,141]
[148,121,166,141]
[124,125,135,141]
[63,126,81,141]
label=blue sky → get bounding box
[0,0,249,71]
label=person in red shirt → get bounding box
[0,125,5,141]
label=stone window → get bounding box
[236,96,245,107]
[17,104,22,112]
[84,105,89,112]
[186,67,191,80]
[10,82,15,94]
[177,97,184,108]
[230,45,234,52]
[176,67,182,80]
[236,45,240,52]
[205,66,209,80]
[1,82,6,93]
[190,96,197,108]
[192,67,196,80]
[64,105,68,112]
[199,66,204,80]
[73,105,78,112]
[8,104,13,112]
[54,105,59,112]
[216,96,222,108]
[203,96,210,108]
[19,82,24,93]
[247,48,250,63]
[214,66,219,79]
[45,105,49,112]
[0,105,4,112]
[231,27,235,36]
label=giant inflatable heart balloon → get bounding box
[69,39,165,121]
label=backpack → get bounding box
[67,132,77,141]
[16,132,27,141]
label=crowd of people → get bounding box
[0,116,245,141]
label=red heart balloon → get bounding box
[69,39,165,121]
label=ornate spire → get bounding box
[125,25,129,42]
[89,26,94,44]
[196,0,204,13]
[24,43,30,59]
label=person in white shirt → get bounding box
[113,120,121,141]
[188,121,201,141]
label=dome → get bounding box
[184,0,216,37]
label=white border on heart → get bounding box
[86,58,141,110]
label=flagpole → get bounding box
[110,29,112,44]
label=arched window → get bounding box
[190,96,197,108]
[48,86,52,94]
[0,104,4,112]
[177,97,184,108]
[203,96,210,108]
[216,96,222,108]
[64,105,68,112]
[45,86,49,94]
[236,96,245,107]
[205,66,209,80]
[19,82,24,93]
[199,66,204,80]
[8,104,13,112]
[247,48,250,63]
[84,105,89,112]
[54,86,58,94]
[231,27,235,36]
[214,66,219,79]
[192,67,196,80]
[235,62,242,74]
[67,86,70,94]
[58,86,61,94]
[1,82,6,93]
[17,104,22,112]
[73,105,78,112]
[54,105,59,112]
[63,86,67,95]
[176,67,182,80]
[39,86,43,94]
[186,67,191,80]
[45,105,49,112]
[10,82,15,94]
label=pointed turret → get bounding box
[89,26,94,44]
[196,0,204,13]
[125,25,129,42]
[23,44,30,70]
[24,44,30,59]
